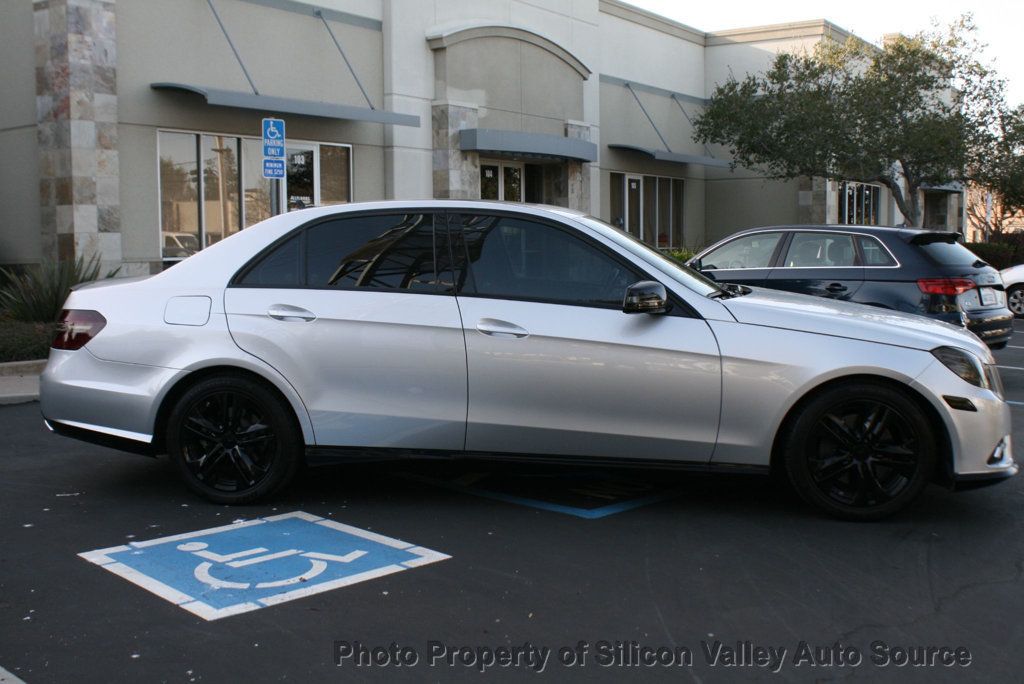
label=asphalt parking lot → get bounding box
[4,324,1024,683]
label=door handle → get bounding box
[476,318,529,338]
[267,304,317,322]
[825,283,848,293]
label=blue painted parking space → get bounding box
[401,468,679,518]
[79,511,449,620]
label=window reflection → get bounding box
[319,145,350,206]
[241,138,275,227]
[201,135,240,246]
[306,214,441,291]
[159,131,199,259]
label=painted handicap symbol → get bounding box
[176,540,368,590]
[79,511,449,620]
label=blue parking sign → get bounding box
[262,157,285,179]
[262,117,285,158]
[79,512,449,620]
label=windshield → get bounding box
[575,216,725,297]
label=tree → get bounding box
[693,16,1006,227]
[974,106,1024,227]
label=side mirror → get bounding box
[623,281,671,315]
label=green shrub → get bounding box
[664,248,696,264]
[0,318,52,363]
[0,255,116,323]
[965,242,1017,270]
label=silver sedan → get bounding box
[41,201,1016,519]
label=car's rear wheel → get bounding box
[1007,285,1024,317]
[783,382,935,521]
[166,375,301,504]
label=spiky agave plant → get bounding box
[0,254,117,322]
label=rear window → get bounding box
[917,240,981,267]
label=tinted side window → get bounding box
[238,233,303,286]
[857,236,897,266]
[702,233,782,269]
[458,215,640,306]
[305,213,441,291]
[783,232,856,267]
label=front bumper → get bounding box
[911,359,1017,486]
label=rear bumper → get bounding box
[40,348,184,448]
[965,308,1014,346]
[43,417,156,456]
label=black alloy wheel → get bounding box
[167,376,301,504]
[785,382,935,520]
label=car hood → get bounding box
[721,287,993,361]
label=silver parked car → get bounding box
[41,201,1016,519]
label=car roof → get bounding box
[726,224,959,243]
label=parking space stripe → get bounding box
[996,365,1024,371]
[0,665,27,684]
[1006,400,1024,407]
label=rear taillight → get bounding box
[52,309,106,350]
[917,278,976,296]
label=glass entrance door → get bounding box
[283,144,316,211]
[480,160,524,202]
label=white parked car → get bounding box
[999,263,1024,316]
[41,201,1016,519]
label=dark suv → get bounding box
[688,225,1013,349]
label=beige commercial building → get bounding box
[0,0,964,273]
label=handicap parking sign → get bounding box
[79,512,449,620]
[262,117,285,158]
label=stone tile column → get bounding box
[566,121,592,213]
[432,102,479,200]
[797,176,828,223]
[34,0,121,271]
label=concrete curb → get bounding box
[0,360,44,404]
[0,359,47,376]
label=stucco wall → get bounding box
[0,0,42,264]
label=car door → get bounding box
[224,211,468,450]
[765,231,865,300]
[449,211,722,462]
[690,231,785,288]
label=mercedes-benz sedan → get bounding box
[41,201,1016,519]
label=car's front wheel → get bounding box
[783,382,935,521]
[166,375,302,504]
[1007,285,1024,317]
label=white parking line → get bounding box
[996,365,1024,371]
[1007,400,1024,407]
[0,665,27,684]
[1006,345,1024,350]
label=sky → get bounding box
[629,0,1024,107]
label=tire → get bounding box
[989,341,1008,351]
[1007,285,1024,318]
[783,382,935,521]
[166,375,302,504]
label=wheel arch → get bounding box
[769,373,954,485]
[151,363,315,453]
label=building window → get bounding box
[839,181,881,226]
[158,130,352,261]
[609,173,684,249]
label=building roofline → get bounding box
[598,0,706,46]
[706,19,855,46]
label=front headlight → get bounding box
[932,346,990,390]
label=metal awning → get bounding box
[607,144,732,168]
[459,129,598,162]
[151,83,420,127]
